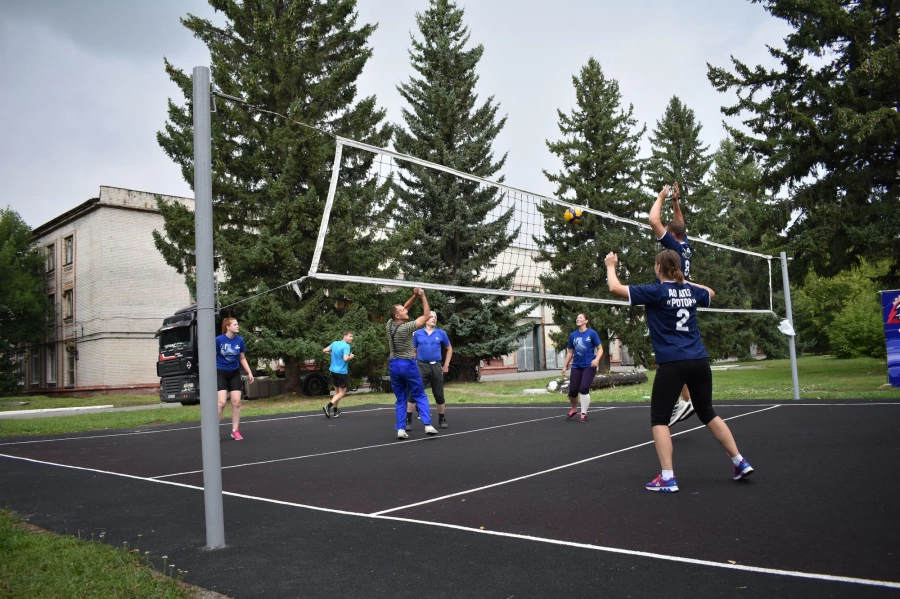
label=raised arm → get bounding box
[649,185,669,238]
[413,289,431,328]
[605,252,629,299]
[671,182,685,231]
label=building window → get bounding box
[31,350,40,385]
[45,244,56,273]
[15,353,25,386]
[47,345,57,384]
[64,235,74,266]
[65,347,76,387]
[63,289,74,320]
[48,294,56,331]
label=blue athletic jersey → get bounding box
[658,231,694,281]
[328,340,351,374]
[413,328,450,363]
[628,282,711,363]
[215,334,245,370]
[567,328,602,368]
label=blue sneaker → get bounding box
[645,474,679,493]
[733,459,754,480]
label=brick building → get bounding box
[23,186,193,396]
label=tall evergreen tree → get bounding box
[536,58,654,367]
[392,0,525,365]
[155,0,395,391]
[645,96,713,207]
[0,208,48,393]
[708,0,900,286]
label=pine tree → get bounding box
[537,58,654,367]
[708,0,900,286]
[0,208,48,393]
[155,0,395,391]
[392,0,525,366]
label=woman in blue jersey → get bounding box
[216,317,254,440]
[604,249,753,492]
[561,313,603,422]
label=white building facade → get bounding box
[23,186,193,396]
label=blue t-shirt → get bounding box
[215,334,246,371]
[628,282,711,363]
[413,328,451,363]
[658,231,694,281]
[328,340,352,374]
[567,328,602,369]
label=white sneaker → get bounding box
[424,425,438,436]
[669,399,693,427]
[397,429,409,440]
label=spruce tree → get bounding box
[155,0,394,391]
[708,0,900,286]
[537,58,654,368]
[392,0,525,368]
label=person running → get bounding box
[560,313,603,422]
[216,317,254,440]
[322,330,354,418]
[649,182,696,427]
[387,288,438,440]
[406,311,452,430]
[604,249,754,492]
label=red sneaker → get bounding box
[231,430,243,441]
[565,408,578,421]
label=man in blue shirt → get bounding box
[322,330,354,418]
[407,311,453,429]
[649,182,696,426]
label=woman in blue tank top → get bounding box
[604,249,754,493]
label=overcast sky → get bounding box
[0,0,791,229]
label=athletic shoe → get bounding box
[323,404,332,418]
[439,417,448,429]
[733,459,754,481]
[645,474,678,493]
[332,407,341,418]
[397,429,409,440]
[677,401,695,423]
[565,408,578,421]
[405,418,412,431]
[231,430,243,441]
[579,413,587,422]
[668,399,692,426]
[424,425,439,436]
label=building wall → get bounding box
[26,186,194,395]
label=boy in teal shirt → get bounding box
[323,330,354,418]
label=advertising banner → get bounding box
[882,289,900,387]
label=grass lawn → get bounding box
[0,356,896,438]
[0,510,200,598]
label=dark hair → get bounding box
[389,305,402,319]
[666,221,686,239]
[342,329,353,337]
[656,250,685,284]
[221,317,237,334]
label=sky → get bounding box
[0,0,792,229]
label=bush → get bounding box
[828,293,886,358]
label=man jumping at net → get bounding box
[387,288,439,440]
[649,182,696,427]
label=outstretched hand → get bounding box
[604,252,618,268]
[672,181,680,201]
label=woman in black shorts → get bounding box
[604,249,754,492]
[216,317,254,440]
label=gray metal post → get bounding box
[193,66,226,548]
[780,252,801,400]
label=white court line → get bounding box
[1,450,897,590]
[2,402,895,448]
[0,407,393,447]
[371,405,781,516]
[152,408,615,479]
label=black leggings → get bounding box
[568,366,597,398]
[650,359,716,426]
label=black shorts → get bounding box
[217,368,243,393]
[650,358,716,426]
[331,372,349,389]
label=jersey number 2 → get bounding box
[676,308,690,332]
